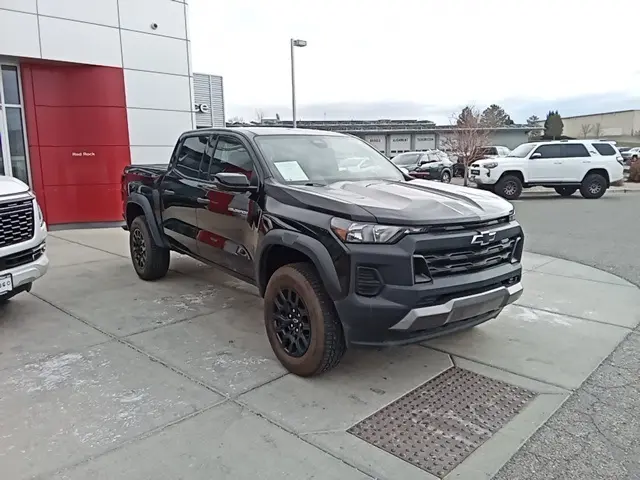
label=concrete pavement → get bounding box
[1,229,639,479]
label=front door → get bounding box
[528,144,564,182]
[195,134,261,281]
[159,134,211,255]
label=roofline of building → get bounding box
[562,109,640,120]
[226,121,534,133]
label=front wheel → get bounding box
[580,174,607,199]
[440,170,452,183]
[555,186,577,197]
[495,175,523,200]
[130,216,170,280]
[264,263,346,377]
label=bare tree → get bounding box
[593,123,603,137]
[580,124,593,138]
[442,106,492,186]
[254,109,265,123]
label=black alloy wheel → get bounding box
[272,287,312,358]
[441,170,451,183]
[131,227,147,270]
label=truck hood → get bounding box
[0,175,30,196]
[283,179,513,225]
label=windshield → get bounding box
[255,134,404,184]
[507,143,537,158]
[391,153,421,166]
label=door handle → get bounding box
[163,189,175,195]
[197,197,209,204]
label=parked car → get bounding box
[478,146,511,158]
[469,140,624,200]
[0,175,49,304]
[122,127,524,377]
[621,146,640,165]
[391,150,454,183]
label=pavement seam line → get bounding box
[525,268,637,288]
[420,344,574,392]
[513,302,635,330]
[48,235,130,259]
[30,292,231,400]
[231,398,377,480]
[38,399,229,479]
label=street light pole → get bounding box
[290,38,307,128]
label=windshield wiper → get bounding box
[303,181,327,187]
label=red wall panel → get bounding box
[40,146,131,186]
[31,65,126,107]
[21,62,131,225]
[44,185,123,224]
[36,106,129,147]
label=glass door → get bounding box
[0,108,9,176]
[0,63,30,184]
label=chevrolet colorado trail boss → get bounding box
[0,175,49,304]
[122,128,524,376]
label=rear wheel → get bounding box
[580,173,607,199]
[440,170,452,183]
[130,215,170,280]
[264,263,346,377]
[554,186,577,197]
[495,175,523,200]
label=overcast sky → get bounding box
[189,0,639,124]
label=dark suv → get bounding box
[122,127,524,377]
[391,150,453,183]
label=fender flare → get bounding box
[127,193,169,248]
[256,230,344,300]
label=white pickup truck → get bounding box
[0,175,49,304]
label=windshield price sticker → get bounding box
[274,161,309,182]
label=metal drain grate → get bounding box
[348,367,536,478]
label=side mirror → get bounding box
[214,172,256,191]
[530,153,542,159]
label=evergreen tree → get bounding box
[480,104,514,127]
[544,111,564,139]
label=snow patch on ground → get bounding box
[516,308,573,327]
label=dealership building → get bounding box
[251,119,533,158]
[0,0,223,226]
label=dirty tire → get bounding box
[495,175,523,200]
[580,173,607,199]
[554,186,577,197]
[129,215,170,281]
[264,262,346,377]
[441,170,452,183]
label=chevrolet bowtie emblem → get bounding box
[471,231,497,246]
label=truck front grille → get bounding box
[422,236,519,277]
[0,199,35,248]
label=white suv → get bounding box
[0,175,49,304]
[469,140,625,200]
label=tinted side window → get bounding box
[563,144,590,158]
[210,136,256,182]
[592,143,616,156]
[199,135,217,178]
[176,135,209,178]
[533,144,563,158]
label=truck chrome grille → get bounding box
[422,236,517,277]
[0,199,35,248]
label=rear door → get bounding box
[561,143,592,182]
[159,134,211,254]
[528,144,563,182]
[195,134,262,280]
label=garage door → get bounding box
[414,134,435,151]
[364,134,386,154]
[389,134,411,157]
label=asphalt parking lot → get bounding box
[2,200,640,479]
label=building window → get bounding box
[0,63,30,184]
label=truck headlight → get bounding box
[484,162,499,169]
[331,218,426,244]
[36,201,44,226]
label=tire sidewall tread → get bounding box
[264,262,346,377]
[496,174,523,200]
[130,215,170,281]
[580,173,607,199]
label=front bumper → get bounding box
[333,220,524,346]
[468,167,497,185]
[1,246,49,295]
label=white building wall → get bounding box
[0,0,194,165]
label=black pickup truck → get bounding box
[122,127,524,377]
